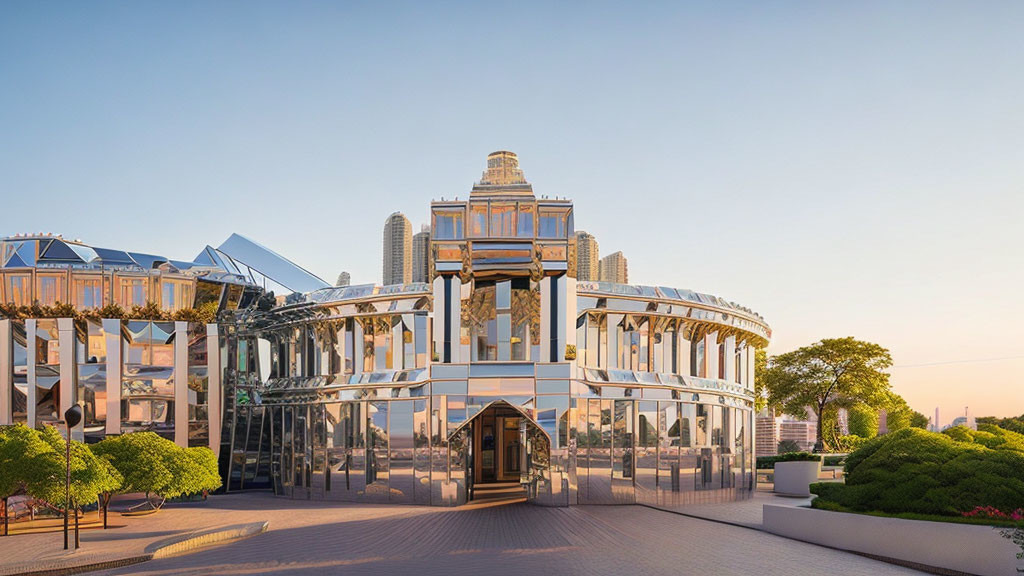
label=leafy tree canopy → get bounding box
[847,403,879,438]
[764,337,892,451]
[31,426,121,508]
[0,424,58,500]
[976,414,1024,435]
[910,411,929,429]
[93,432,220,500]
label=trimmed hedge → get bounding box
[810,426,1024,516]
[822,455,846,467]
[756,452,822,470]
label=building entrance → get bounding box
[472,404,523,484]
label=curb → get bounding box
[1,521,269,576]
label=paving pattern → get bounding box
[84,494,925,576]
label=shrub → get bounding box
[942,424,1024,453]
[832,434,870,453]
[823,455,846,467]
[776,439,801,454]
[93,432,220,504]
[812,427,1024,516]
[757,452,821,469]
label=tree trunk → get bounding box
[2,496,7,537]
[102,493,109,529]
[814,404,825,453]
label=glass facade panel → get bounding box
[432,208,464,240]
[469,203,488,237]
[489,204,516,237]
[36,275,66,305]
[7,275,31,306]
[538,207,568,239]
[73,275,104,309]
[516,204,534,238]
[118,277,148,308]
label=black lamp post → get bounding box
[63,405,82,551]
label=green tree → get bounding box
[753,348,769,412]
[847,403,879,438]
[976,414,1024,434]
[764,337,893,452]
[0,425,59,535]
[910,411,929,429]
[93,432,220,509]
[30,427,121,515]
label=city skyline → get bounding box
[1,2,1021,420]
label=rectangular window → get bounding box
[538,208,568,239]
[718,343,726,380]
[119,278,147,307]
[469,203,488,237]
[7,276,31,306]
[73,277,104,309]
[516,204,535,238]
[162,283,175,311]
[433,209,464,240]
[735,347,743,384]
[489,204,516,237]
[691,337,705,378]
[37,276,59,305]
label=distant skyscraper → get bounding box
[382,212,412,285]
[335,271,351,287]
[412,225,431,283]
[575,230,599,281]
[599,251,628,283]
[934,407,940,432]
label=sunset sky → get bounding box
[2,2,1021,423]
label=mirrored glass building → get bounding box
[0,151,770,507]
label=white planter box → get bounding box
[773,460,820,497]
[763,504,1021,576]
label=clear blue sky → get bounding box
[2,2,1022,421]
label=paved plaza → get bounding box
[2,493,921,576]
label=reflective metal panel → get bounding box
[611,399,635,503]
[635,401,658,505]
[367,401,389,500]
[388,400,414,503]
[413,398,431,505]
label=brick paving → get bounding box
[54,493,926,576]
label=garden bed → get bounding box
[763,504,1021,576]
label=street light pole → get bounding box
[63,430,69,550]
[62,406,82,552]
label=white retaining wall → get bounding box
[763,504,1020,576]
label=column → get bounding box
[0,320,10,425]
[26,319,36,429]
[57,318,80,440]
[174,321,189,447]
[540,276,551,362]
[206,324,221,454]
[679,325,691,377]
[448,276,462,363]
[724,335,736,383]
[103,319,122,435]
[563,275,576,363]
[705,331,717,379]
[353,320,364,374]
[432,275,445,361]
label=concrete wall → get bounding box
[763,504,1020,576]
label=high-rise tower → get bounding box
[575,231,599,281]
[599,251,628,283]
[412,225,431,283]
[382,212,412,285]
